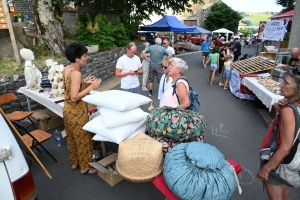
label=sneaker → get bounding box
[142,87,149,91]
[149,90,153,97]
[219,83,224,86]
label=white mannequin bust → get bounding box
[20,48,42,90]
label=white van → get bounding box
[0,110,37,200]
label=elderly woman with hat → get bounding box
[160,58,190,109]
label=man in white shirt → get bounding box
[115,42,143,94]
[162,39,175,59]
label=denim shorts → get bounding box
[223,69,231,79]
[202,52,209,57]
[210,63,218,71]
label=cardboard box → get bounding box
[31,109,64,131]
[89,153,123,186]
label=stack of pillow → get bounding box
[82,90,152,144]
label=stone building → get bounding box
[177,0,220,27]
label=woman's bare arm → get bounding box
[70,70,101,102]
[176,82,190,109]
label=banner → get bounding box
[229,69,254,100]
[261,20,286,41]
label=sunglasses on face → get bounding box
[161,65,168,69]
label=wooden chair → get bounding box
[11,121,57,162]
[0,93,36,129]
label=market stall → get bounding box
[212,28,234,42]
[229,56,278,100]
[241,77,284,112]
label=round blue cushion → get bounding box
[163,142,237,200]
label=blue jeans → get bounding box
[121,85,141,94]
[210,63,218,71]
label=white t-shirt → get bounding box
[163,46,175,59]
[158,74,173,101]
[116,55,142,89]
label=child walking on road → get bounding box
[205,46,219,86]
[223,55,233,90]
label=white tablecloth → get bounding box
[17,87,64,118]
[241,77,284,112]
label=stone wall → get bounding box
[14,0,34,18]
[0,43,144,114]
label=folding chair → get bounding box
[0,93,36,129]
[11,121,57,162]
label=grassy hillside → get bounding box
[242,12,274,26]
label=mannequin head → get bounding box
[20,48,34,61]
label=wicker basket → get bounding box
[116,133,163,182]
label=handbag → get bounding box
[261,104,300,188]
[145,106,207,142]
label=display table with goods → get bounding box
[230,56,278,100]
[18,87,65,118]
[241,77,284,112]
[175,42,194,52]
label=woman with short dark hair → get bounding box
[63,42,101,174]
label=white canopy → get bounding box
[212,28,234,34]
[212,28,234,42]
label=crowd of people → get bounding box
[201,35,241,87]
[62,39,300,199]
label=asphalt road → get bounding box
[30,47,300,200]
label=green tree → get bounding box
[204,2,242,33]
[275,0,295,12]
[239,28,253,36]
[241,20,252,26]
[72,0,204,24]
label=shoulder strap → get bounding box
[287,104,300,143]
[268,104,300,153]
[172,77,189,104]
[162,75,167,93]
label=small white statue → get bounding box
[48,61,65,97]
[20,48,42,90]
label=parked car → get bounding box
[0,110,38,200]
[188,34,208,44]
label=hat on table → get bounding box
[20,48,34,61]
[116,133,163,182]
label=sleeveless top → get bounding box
[261,103,300,150]
[160,79,189,108]
[63,69,88,116]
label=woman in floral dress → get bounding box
[63,42,101,174]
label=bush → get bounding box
[77,14,129,52]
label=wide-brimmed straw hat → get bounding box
[116,133,163,182]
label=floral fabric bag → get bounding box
[145,106,207,142]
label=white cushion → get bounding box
[92,135,109,142]
[82,90,152,111]
[83,114,147,144]
[99,106,149,128]
[92,125,146,142]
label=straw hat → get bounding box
[116,133,163,182]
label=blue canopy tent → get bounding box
[139,15,196,32]
[182,26,211,34]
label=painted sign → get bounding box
[261,20,286,41]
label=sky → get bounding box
[146,0,283,24]
[222,0,283,13]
